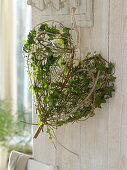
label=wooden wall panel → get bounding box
[56,123,80,170]
[80,0,109,170]
[108,0,127,170]
[31,0,127,169]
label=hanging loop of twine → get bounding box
[71,7,80,49]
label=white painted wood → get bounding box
[56,123,80,170]
[32,107,56,165]
[27,0,93,27]
[31,0,127,169]
[33,128,56,165]
[108,0,127,170]
[27,159,58,170]
[80,0,109,170]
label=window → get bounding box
[16,0,32,136]
[15,0,32,139]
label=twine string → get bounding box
[71,7,80,49]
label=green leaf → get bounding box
[44,96,49,103]
[38,115,41,119]
[50,89,54,94]
[43,84,48,89]
[64,66,69,74]
[46,127,51,133]
[33,69,39,73]
[37,121,43,125]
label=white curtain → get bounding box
[0,0,32,114]
[0,0,17,111]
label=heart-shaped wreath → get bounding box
[23,20,116,139]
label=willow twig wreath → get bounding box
[23,20,116,139]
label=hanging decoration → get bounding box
[23,20,116,139]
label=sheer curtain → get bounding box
[0,0,32,114]
[0,0,17,112]
[16,0,32,114]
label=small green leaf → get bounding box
[33,69,39,73]
[50,89,54,94]
[43,84,48,89]
[44,96,49,103]
[37,121,43,125]
[38,115,41,119]
[64,66,69,74]
[46,127,51,133]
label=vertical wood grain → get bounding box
[32,0,127,169]
[55,123,80,170]
[33,126,56,165]
[108,0,127,170]
[80,0,109,170]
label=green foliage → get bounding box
[8,145,32,155]
[23,21,116,137]
[0,100,15,142]
[16,108,32,136]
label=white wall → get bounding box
[32,0,127,169]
